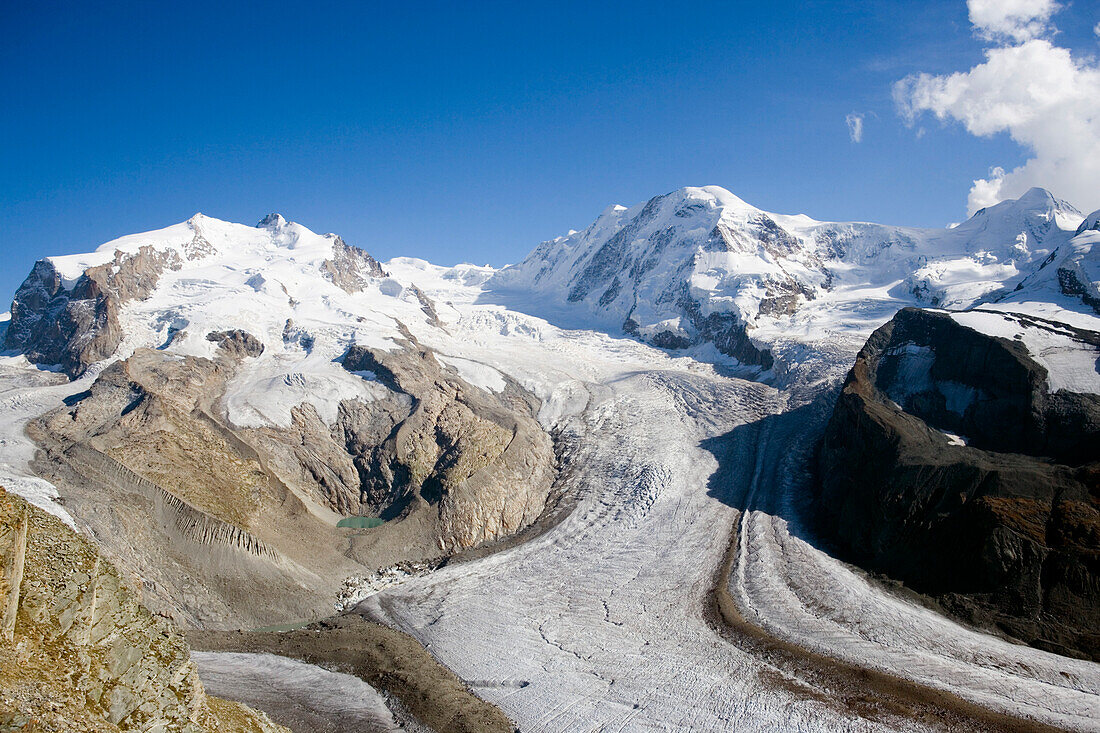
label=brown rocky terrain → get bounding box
[27,348,359,629]
[190,615,516,733]
[815,307,1100,660]
[25,324,554,629]
[337,329,555,552]
[0,486,288,732]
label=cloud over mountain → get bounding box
[894,0,1100,215]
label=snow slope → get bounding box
[491,186,1084,370]
[368,258,1100,732]
[2,195,1098,731]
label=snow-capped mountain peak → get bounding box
[972,186,1079,218]
[490,185,1087,370]
[42,213,340,285]
[953,186,1082,254]
[4,213,392,384]
[7,186,1096,388]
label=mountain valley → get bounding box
[1,185,1097,731]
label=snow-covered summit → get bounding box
[4,213,420,424]
[256,212,288,229]
[490,185,1086,367]
[43,212,350,287]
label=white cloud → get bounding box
[1094,21,1100,37]
[968,166,1006,211]
[967,0,1060,42]
[894,4,1100,215]
[846,113,864,143]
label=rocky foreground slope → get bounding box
[0,486,287,732]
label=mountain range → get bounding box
[1,186,1097,732]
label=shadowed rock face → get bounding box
[816,307,1100,660]
[5,246,190,378]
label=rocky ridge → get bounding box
[492,186,1085,371]
[815,307,1100,659]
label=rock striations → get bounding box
[0,486,288,732]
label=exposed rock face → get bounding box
[1057,267,1100,315]
[815,308,1100,660]
[340,333,556,552]
[28,350,364,628]
[0,487,287,732]
[1075,209,1100,235]
[205,329,265,359]
[27,333,556,624]
[5,246,183,378]
[320,236,386,293]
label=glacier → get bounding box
[1,185,1098,730]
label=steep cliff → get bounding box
[815,307,1100,659]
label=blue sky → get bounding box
[2,0,1098,301]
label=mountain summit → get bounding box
[492,185,1087,370]
[0,185,1098,730]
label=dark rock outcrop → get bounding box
[815,307,1100,660]
[5,247,181,378]
[1075,209,1100,235]
[205,329,265,359]
[1057,266,1100,315]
